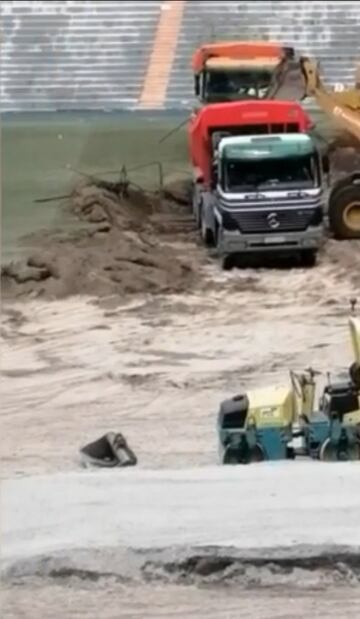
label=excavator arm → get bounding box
[270,56,360,239]
[300,58,360,142]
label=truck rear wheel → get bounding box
[328,184,360,239]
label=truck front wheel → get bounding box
[222,254,235,271]
[300,249,317,268]
[328,184,360,239]
[215,224,235,270]
[200,207,215,246]
[192,187,202,228]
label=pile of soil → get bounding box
[1,179,198,300]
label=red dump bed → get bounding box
[188,100,313,186]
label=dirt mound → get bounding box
[1,180,198,300]
[142,550,360,587]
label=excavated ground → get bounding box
[2,155,360,303]
[2,151,360,618]
[1,179,201,300]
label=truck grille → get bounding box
[226,208,318,234]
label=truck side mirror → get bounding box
[194,75,200,97]
[322,154,330,174]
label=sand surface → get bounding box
[3,464,360,564]
[2,243,359,477]
[3,465,360,617]
[2,183,360,616]
[3,581,360,619]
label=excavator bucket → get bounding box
[266,57,307,101]
[269,57,360,111]
[269,56,360,109]
[269,57,360,170]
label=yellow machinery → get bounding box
[349,298,360,387]
[217,386,296,464]
[217,301,360,463]
[289,300,360,461]
[272,57,360,239]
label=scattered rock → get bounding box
[2,264,51,284]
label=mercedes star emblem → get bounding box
[267,212,280,229]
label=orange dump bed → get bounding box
[192,41,294,73]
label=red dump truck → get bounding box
[189,99,328,269]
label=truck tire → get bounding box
[215,224,235,270]
[329,176,356,205]
[222,254,235,271]
[200,206,215,246]
[300,249,317,268]
[192,186,202,228]
[328,184,360,239]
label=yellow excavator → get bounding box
[272,57,360,239]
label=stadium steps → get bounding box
[1,0,359,111]
[1,0,163,111]
[139,1,186,108]
[166,0,360,109]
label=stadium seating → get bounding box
[1,0,162,110]
[1,0,359,111]
[166,0,360,108]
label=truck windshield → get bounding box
[224,154,318,192]
[204,69,273,102]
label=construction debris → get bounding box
[79,432,137,468]
[1,179,198,300]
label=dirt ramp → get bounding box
[1,180,196,300]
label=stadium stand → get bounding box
[1,0,162,110]
[1,0,359,111]
[167,0,360,108]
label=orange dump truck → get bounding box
[192,41,295,104]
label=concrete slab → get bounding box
[2,462,360,569]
